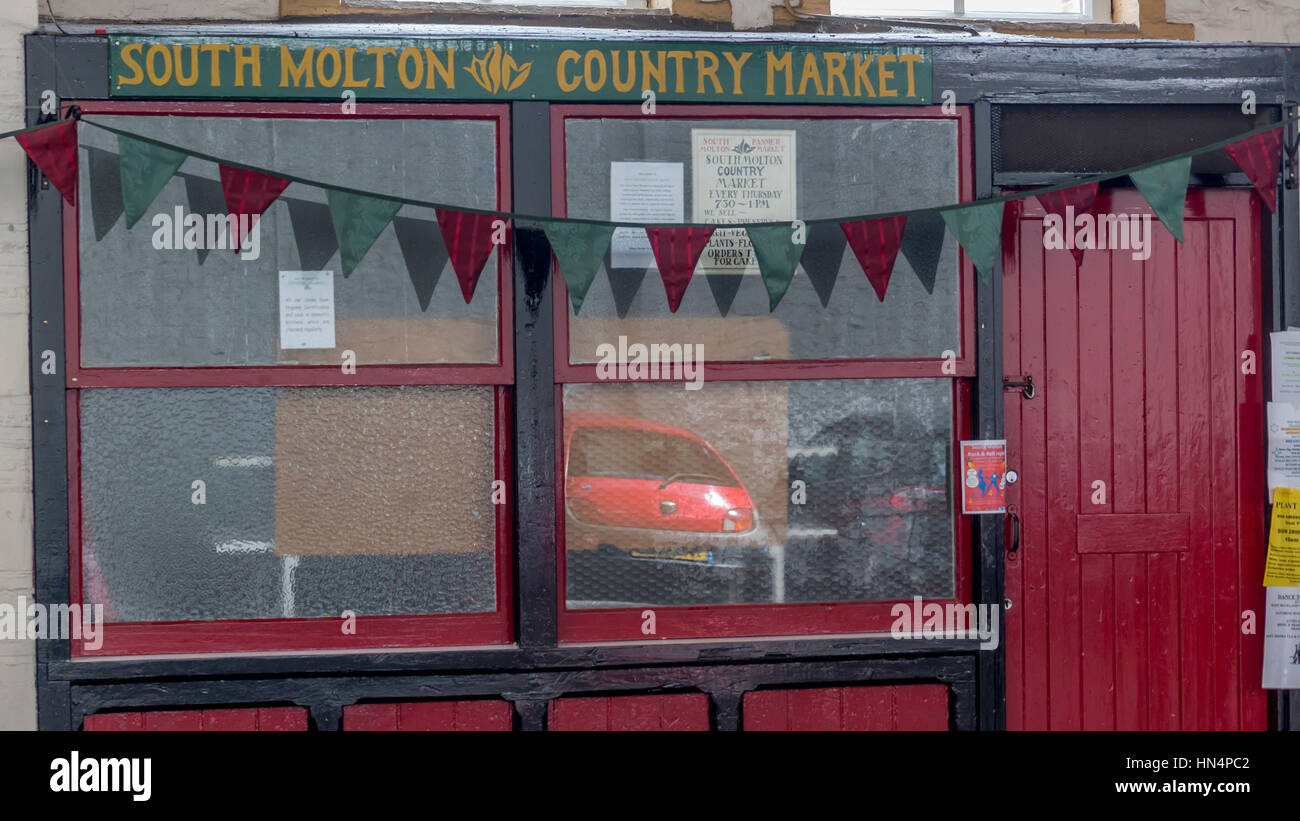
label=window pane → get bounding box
[562,379,955,609]
[831,1,954,14]
[78,115,500,367]
[80,385,497,622]
[562,117,962,363]
[965,1,1082,14]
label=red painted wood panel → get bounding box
[1076,514,1190,553]
[742,685,949,731]
[1111,241,1149,731]
[1077,245,1115,731]
[1003,189,1268,730]
[84,707,307,731]
[342,701,513,731]
[548,694,709,731]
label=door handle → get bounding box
[1006,504,1021,556]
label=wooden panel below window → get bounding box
[343,700,513,731]
[549,694,710,731]
[743,685,948,731]
[84,707,308,731]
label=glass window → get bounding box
[553,105,972,642]
[68,103,512,656]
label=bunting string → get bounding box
[71,114,1296,228]
[6,111,1297,313]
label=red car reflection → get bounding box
[563,412,761,554]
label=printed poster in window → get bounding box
[691,129,796,276]
[960,439,1007,515]
[278,270,336,350]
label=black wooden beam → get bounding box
[511,101,558,650]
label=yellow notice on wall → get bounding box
[1265,487,1300,586]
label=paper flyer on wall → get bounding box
[1267,401,1300,502]
[1265,487,1300,586]
[609,161,684,269]
[691,129,796,276]
[961,439,1007,515]
[1271,330,1300,404]
[1263,586,1300,689]
[278,270,336,350]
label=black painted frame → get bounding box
[24,29,1300,731]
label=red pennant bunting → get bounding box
[436,209,500,303]
[1035,182,1100,267]
[1226,129,1283,213]
[840,216,906,302]
[218,164,290,251]
[16,119,78,206]
[645,227,714,313]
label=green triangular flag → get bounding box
[326,189,403,276]
[1130,156,1191,242]
[941,201,1005,286]
[746,223,806,311]
[543,221,614,314]
[118,134,188,229]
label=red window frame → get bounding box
[550,103,975,642]
[65,101,514,656]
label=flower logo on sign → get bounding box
[464,44,532,94]
[732,140,756,155]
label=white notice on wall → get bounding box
[691,129,796,276]
[1263,586,1300,689]
[278,270,336,350]
[609,161,684,269]
[1268,402,1300,502]
[1272,330,1300,404]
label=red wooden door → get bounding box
[1003,188,1268,730]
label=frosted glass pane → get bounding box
[80,385,497,622]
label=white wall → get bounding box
[0,0,38,732]
[1167,0,1300,41]
[43,0,277,21]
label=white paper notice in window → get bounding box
[691,129,796,276]
[609,161,684,269]
[278,270,336,350]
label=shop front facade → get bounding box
[21,25,1300,730]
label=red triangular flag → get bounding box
[1035,182,1099,267]
[645,227,714,313]
[1226,128,1283,212]
[841,216,906,302]
[16,119,78,206]
[218,164,290,251]
[436,209,500,303]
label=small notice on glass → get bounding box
[609,161,683,269]
[279,270,335,350]
[691,128,796,276]
[961,439,1007,515]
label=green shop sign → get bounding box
[109,36,932,104]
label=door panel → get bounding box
[1003,188,1268,731]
